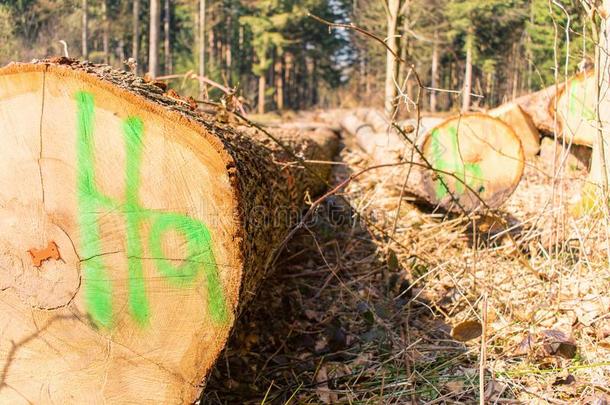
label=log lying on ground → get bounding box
[552,71,601,147]
[514,83,561,136]
[0,59,338,403]
[489,102,541,157]
[341,111,524,212]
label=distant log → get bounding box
[489,102,541,157]
[552,71,600,147]
[354,108,392,133]
[340,112,524,212]
[515,83,561,136]
[0,59,338,403]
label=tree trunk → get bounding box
[132,0,140,70]
[82,0,88,59]
[148,0,161,77]
[0,58,338,403]
[118,38,125,63]
[462,32,473,112]
[258,74,266,114]
[164,0,171,74]
[275,56,284,111]
[430,30,439,113]
[199,0,206,95]
[398,0,410,90]
[576,1,610,214]
[208,26,215,73]
[384,0,401,116]
[102,0,110,65]
[341,110,524,213]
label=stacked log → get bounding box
[489,102,541,157]
[0,58,338,403]
[341,109,525,213]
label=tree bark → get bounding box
[0,58,338,403]
[341,109,524,213]
[82,0,88,59]
[384,0,401,116]
[132,0,140,70]
[148,0,161,77]
[462,32,473,112]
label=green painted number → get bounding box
[76,91,227,329]
[429,126,484,200]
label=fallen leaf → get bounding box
[386,249,399,272]
[514,332,535,356]
[552,374,576,386]
[315,365,338,404]
[444,380,465,394]
[541,329,578,359]
[451,320,483,342]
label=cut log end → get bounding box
[420,114,525,212]
[0,61,338,403]
[489,102,541,157]
[553,71,598,147]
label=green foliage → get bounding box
[0,0,599,111]
[0,5,17,60]
[527,0,592,87]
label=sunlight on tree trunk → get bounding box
[430,30,439,113]
[462,31,473,112]
[589,2,610,193]
[199,0,206,95]
[384,0,401,116]
[275,57,284,110]
[258,74,266,114]
[102,0,109,64]
[82,0,88,59]
[148,0,160,77]
[164,0,171,74]
[132,0,140,70]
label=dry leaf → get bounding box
[552,374,576,386]
[541,329,578,359]
[315,365,338,404]
[514,332,535,356]
[451,320,483,342]
[444,380,465,394]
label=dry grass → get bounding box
[201,133,609,404]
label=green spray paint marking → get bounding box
[568,80,596,121]
[76,91,227,329]
[429,126,484,199]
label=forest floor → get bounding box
[202,114,610,404]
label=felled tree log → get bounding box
[489,102,541,157]
[552,71,600,147]
[515,83,562,136]
[0,59,338,403]
[340,112,524,212]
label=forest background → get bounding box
[0,0,592,115]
